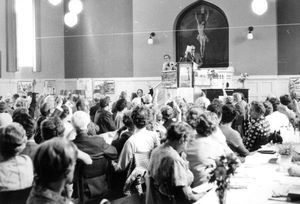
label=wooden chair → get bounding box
[74,155,112,204]
[0,187,32,204]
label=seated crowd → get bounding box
[0,85,300,204]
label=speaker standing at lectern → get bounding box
[181,45,203,69]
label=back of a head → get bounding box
[232,93,242,103]
[195,111,218,137]
[34,137,77,187]
[12,109,35,139]
[0,122,26,160]
[207,103,223,119]
[221,104,237,124]
[186,106,203,129]
[161,105,174,121]
[116,98,127,112]
[0,113,13,127]
[263,101,273,116]
[143,94,153,104]
[251,101,266,117]
[40,102,51,117]
[99,97,110,109]
[166,122,192,142]
[280,94,292,106]
[131,105,150,129]
[267,97,280,111]
[72,111,90,131]
[60,104,70,120]
[120,91,127,100]
[0,101,9,113]
[123,111,134,129]
[41,116,65,141]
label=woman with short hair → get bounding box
[243,101,270,151]
[186,111,232,187]
[147,122,203,204]
[26,137,77,204]
[0,123,34,191]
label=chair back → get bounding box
[0,187,32,204]
[75,155,112,204]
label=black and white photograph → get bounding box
[0,0,300,204]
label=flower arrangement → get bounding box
[209,154,240,204]
[238,73,249,83]
[278,143,293,156]
[207,69,219,80]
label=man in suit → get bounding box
[94,97,116,134]
[182,45,203,69]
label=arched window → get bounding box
[6,0,41,72]
[175,1,229,68]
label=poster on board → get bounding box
[77,79,93,98]
[178,62,193,87]
[162,70,177,88]
[93,80,115,94]
[289,77,300,96]
[17,81,33,94]
[44,80,56,95]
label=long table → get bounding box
[193,145,300,204]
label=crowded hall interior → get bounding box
[1,0,300,203]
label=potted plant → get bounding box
[209,153,239,204]
[238,73,249,88]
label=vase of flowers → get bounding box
[238,73,249,88]
[209,154,239,204]
[277,144,293,172]
[208,69,219,87]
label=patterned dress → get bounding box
[243,116,270,152]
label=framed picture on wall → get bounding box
[178,62,193,87]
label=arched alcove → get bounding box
[175,1,229,68]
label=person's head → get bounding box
[14,98,28,110]
[263,101,273,116]
[0,101,9,113]
[99,97,110,109]
[163,54,171,62]
[233,93,242,103]
[190,45,196,55]
[211,98,223,106]
[207,103,223,121]
[186,106,203,129]
[41,116,65,141]
[161,105,174,121]
[280,94,292,106]
[137,89,143,98]
[223,96,233,105]
[234,102,245,116]
[34,137,77,188]
[12,93,19,102]
[120,91,127,100]
[131,92,138,101]
[116,98,127,112]
[40,102,51,117]
[0,113,13,127]
[131,105,151,129]
[71,111,90,132]
[267,97,280,112]
[59,105,71,121]
[143,94,153,104]
[221,104,237,124]
[250,101,265,119]
[0,123,27,160]
[76,98,89,112]
[166,122,192,153]
[195,111,218,137]
[123,111,134,130]
[12,109,35,139]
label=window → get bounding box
[15,0,36,69]
[6,0,40,72]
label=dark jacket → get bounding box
[90,103,100,122]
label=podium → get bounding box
[201,89,249,102]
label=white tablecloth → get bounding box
[193,146,300,204]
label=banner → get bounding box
[161,70,177,88]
